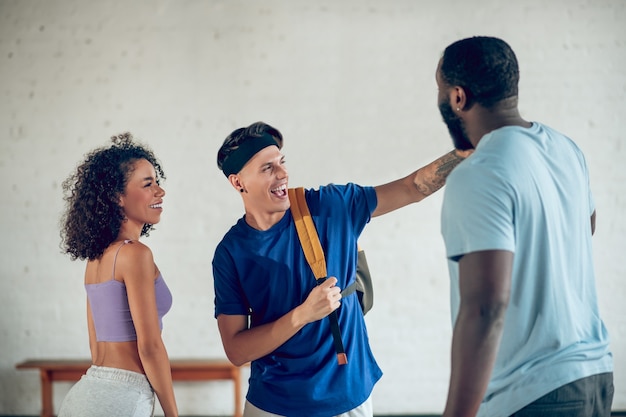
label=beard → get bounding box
[438,100,474,151]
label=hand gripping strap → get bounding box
[288,187,348,365]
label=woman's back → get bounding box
[85,239,171,374]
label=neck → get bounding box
[466,98,531,146]
[117,223,143,242]
[243,209,286,231]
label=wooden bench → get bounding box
[16,359,244,417]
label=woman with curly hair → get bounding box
[58,133,178,417]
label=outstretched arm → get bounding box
[372,149,471,217]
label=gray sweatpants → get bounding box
[58,365,155,417]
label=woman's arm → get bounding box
[372,149,471,217]
[86,298,98,362]
[121,242,178,417]
[217,277,341,366]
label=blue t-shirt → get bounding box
[213,183,382,417]
[441,123,613,416]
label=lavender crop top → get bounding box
[85,240,173,342]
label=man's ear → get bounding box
[451,86,468,111]
[228,174,243,192]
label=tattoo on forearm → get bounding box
[414,151,466,196]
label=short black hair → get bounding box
[440,36,520,109]
[217,121,283,171]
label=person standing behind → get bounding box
[436,36,613,417]
[59,133,178,417]
[213,121,470,417]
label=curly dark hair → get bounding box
[440,36,520,109]
[60,133,166,261]
[217,121,284,171]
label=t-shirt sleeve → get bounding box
[441,167,516,262]
[317,183,377,236]
[212,243,250,318]
[581,151,595,216]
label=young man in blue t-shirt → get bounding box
[212,121,469,417]
[437,36,613,417]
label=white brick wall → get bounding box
[1,0,624,415]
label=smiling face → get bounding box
[234,145,289,229]
[119,158,166,231]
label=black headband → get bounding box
[221,134,279,177]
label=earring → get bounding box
[240,188,244,193]
[456,107,460,111]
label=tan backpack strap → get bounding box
[288,187,327,278]
[288,187,347,365]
